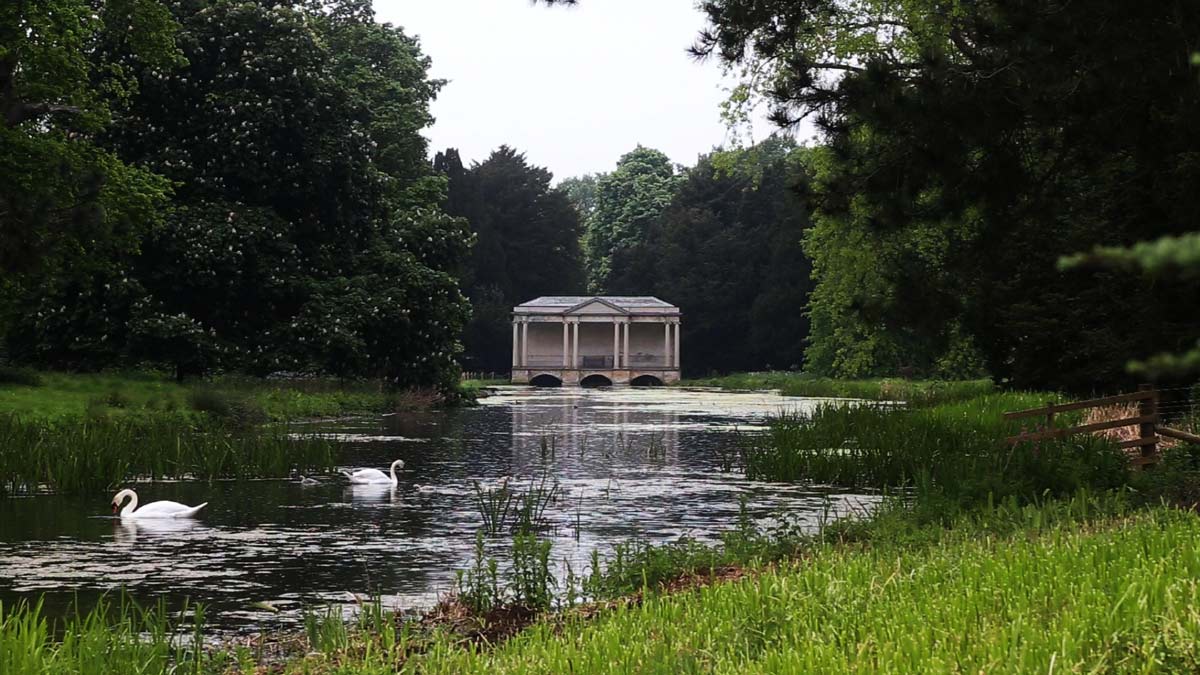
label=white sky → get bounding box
[376,0,798,181]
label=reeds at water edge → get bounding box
[0,414,336,495]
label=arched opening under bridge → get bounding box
[580,374,614,388]
[631,374,665,387]
[529,373,563,388]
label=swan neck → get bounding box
[122,491,138,517]
[390,462,399,484]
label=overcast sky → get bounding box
[375,0,795,181]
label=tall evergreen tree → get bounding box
[436,146,585,371]
[650,138,813,374]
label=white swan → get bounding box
[297,475,320,486]
[342,459,404,486]
[111,489,207,519]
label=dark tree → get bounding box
[436,146,586,371]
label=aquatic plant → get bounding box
[742,395,1129,507]
[471,473,561,536]
[0,415,337,495]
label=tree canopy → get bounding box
[436,145,585,372]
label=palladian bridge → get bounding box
[511,296,681,387]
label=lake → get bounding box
[0,386,874,633]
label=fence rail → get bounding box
[1005,384,1198,468]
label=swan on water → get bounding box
[342,459,405,486]
[297,475,320,486]
[111,489,207,519]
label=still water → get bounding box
[0,387,873,632]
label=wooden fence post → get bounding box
[1138,383,1158,465]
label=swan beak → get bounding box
[110,503,117,514]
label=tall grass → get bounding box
[413,505,1200,674]
[0,595,237,674]
[684,372,996,405]
[742,394,1129,506]
[0,415,336,495]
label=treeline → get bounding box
[436,139,813,375]
[1,0,469,390]
[534,0,1200,391]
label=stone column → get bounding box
[623,320,631,369]
[512,320,519,369]
[663,321,670,369]
[561,319,569,368]
[521,320,528,367]
[612,320,620,369]
[572,319,580,369]
[673,319,680,369]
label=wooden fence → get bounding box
[1004,384,1200,467]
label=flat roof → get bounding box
[514,296,678,315]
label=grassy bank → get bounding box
[683,372,996,405]
[0,371,392,423]
[5,493,1198,674]
[413,505,1199,674]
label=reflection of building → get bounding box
[511,297,681,386]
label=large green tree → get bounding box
[0,0,181,364]
[649,138,814,374]
[584,147,678,294]
[693,0,1200,390]
[436,146,585,371]
[8,0,471,389]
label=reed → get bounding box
[0,415,336,495]
[471,473,561,536]
[684,372,996,405]
[742,393,1128,507]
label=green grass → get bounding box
[683,372,996,405]
[0,371,390,423]
[409,506,1200,674]
[0,415,336,495]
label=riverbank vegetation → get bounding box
[0,371,393,423]
[0,415,335,496]
[683,372,995,405]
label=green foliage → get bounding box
[0,371,389,423]
[0,366,43,388]
[583,146,679,293]
[694,0,1200,391]
[647,138,814,373]
[5,0,471,392]
[436,146,585,371]
[0,595,233,675]
[1062,233,1200,376]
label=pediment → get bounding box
[565,298,628,315]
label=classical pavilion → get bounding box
[511,296,681,387]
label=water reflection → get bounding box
[0,386,875,633]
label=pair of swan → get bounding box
[109,459,407,518]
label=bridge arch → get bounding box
[529,373,563,388]
[631,374,665,387]
[580,373,614,388]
